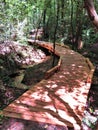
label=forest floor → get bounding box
[0,43,98,130]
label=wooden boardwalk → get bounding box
[3,43,95,130]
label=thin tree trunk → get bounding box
[43,9,47,39]
[61,0,64,19]
[70,0,75,49]
[52,1,59,67]
[74,1,83,50]
[43,0,51,40]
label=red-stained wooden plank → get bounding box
[3,43,95,130]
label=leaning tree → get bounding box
[84,0,98,29]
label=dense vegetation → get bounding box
[0,0,98,47]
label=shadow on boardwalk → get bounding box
[2,43,94,130]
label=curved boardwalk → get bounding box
[3,43,95,130]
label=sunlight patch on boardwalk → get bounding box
[3,43,95,130]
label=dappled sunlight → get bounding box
[55,88,84,117]
[71,63,76,67]
[46,83,58,89]
[63,71,70,74]
[3,44,94,130]
[59,75,65,78]
[78,65,83,68]
[70,51,75,55]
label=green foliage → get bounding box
[83,28,98,45]
[0,0,98,46]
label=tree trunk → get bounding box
[84,0,98,29]
[70,0,74,41]
[52,1,59,67]
[73,1,83,50]
[61,0,65,19]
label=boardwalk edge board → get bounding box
[86,58,95,84]
[28,40,62,79]
[45,56,62,79]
